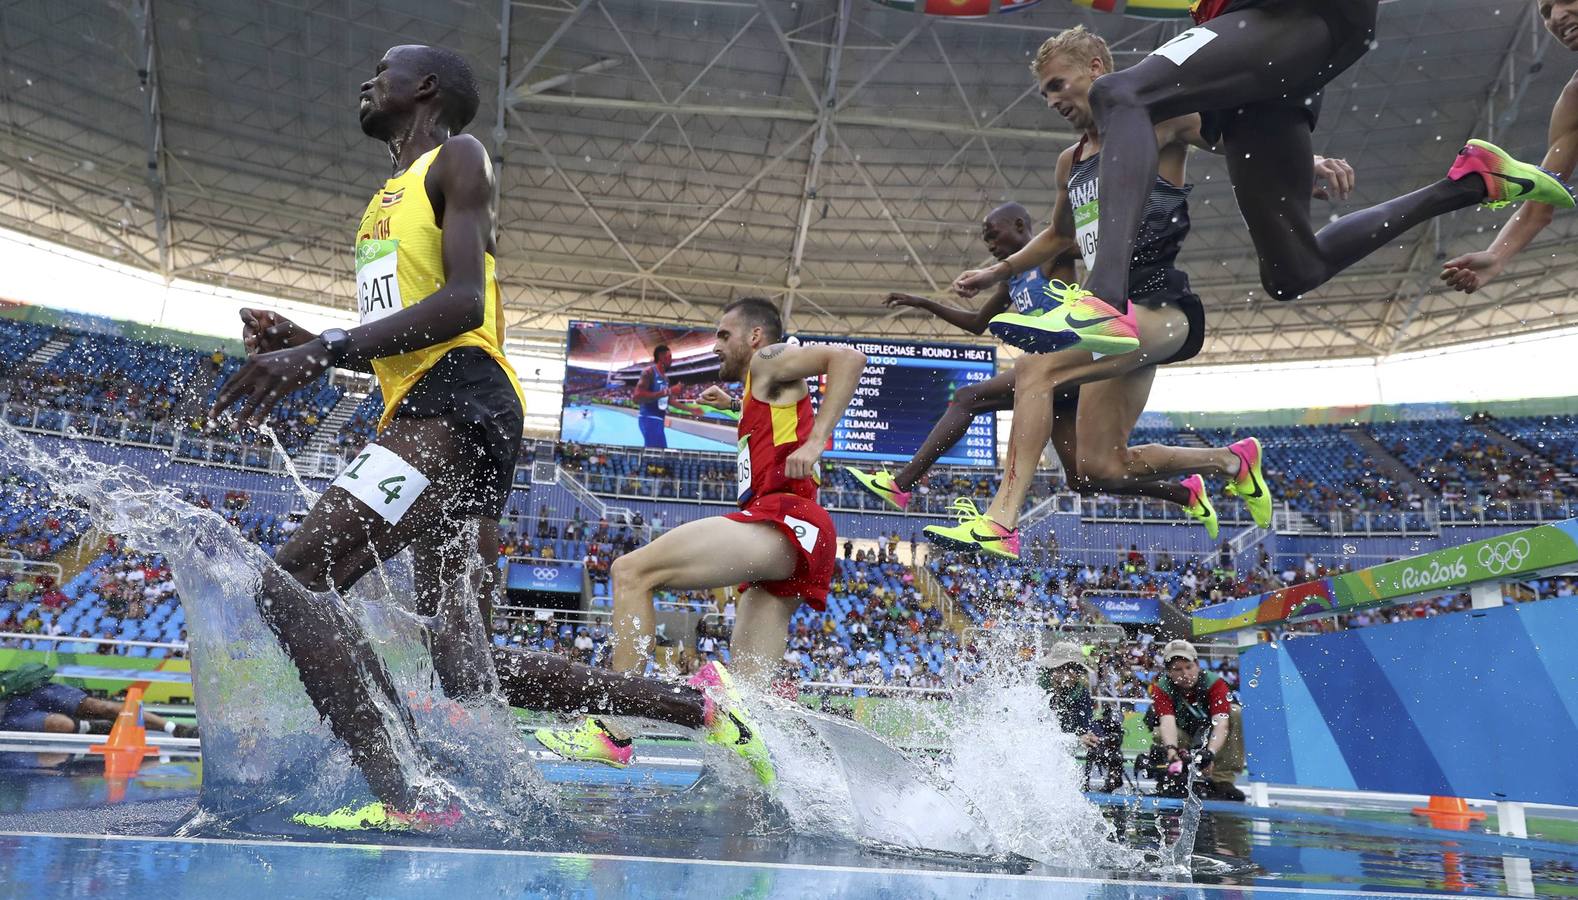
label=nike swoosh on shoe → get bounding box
[1064,313,1119,329]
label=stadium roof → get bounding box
[2,0,1576,365]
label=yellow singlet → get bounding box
[354,142,527,431]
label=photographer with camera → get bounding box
[1037,642,1125,793]
[1144,639,1244,801]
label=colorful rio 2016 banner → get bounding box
[863,0,1191,18]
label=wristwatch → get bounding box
[318,328,351,366]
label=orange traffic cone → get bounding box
[1411,796,1486,831]
[89,686,160,799]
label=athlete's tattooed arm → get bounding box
[749,343,867,479]
[1442,71,1578,294]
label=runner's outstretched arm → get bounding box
[882,287,1011,335]
[1442,73,1578,293]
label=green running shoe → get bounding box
[1180,474,1219,540]
[1222,437,1272,529]
[534,717,634,768]
[1450,139,1577,211]
[844,465,911,512]
[922,498,1020,561]
[291,799,460,832]
[990,288,1140,356]
[689,661,776,788]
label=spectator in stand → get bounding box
[1145,639,1244,801]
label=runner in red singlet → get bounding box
[607,297,865,681]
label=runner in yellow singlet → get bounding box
[212,45,770,831]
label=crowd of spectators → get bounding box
[1371,419,1567,508]
[0,321,344,458]
[0,543,188,658]
[0,473,89,560]
[774,559,955,688]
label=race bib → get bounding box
[657,396,669,411]
[1073,191,1099,270]
[356,239,404,325]
[783,514,820,555]
[332,443,429,525]
[736,435,753,502]
[1151,27,1218,66]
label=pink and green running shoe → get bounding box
[923,498,1020,561]
[1449,139,1576,211]
[1222,437,1272,528]
[844,466,911,512]
[989,286,1140,356]
[1180,474,1219,540]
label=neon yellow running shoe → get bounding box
[922,498,1020,561]
[291,799,460,832]
[844,466,911,512]
[989,287,1140,356]
[688,661,775,788]
[1222,437,1272,529]
[1449,139,1577,211]
[1180,474,1219,540]
[1044,278,1085,307]
[534,717,634,768]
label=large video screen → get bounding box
[800,335,997,467]
[560,320,997,466]
[561,320,739,452]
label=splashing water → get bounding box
[757,626,1140,869]
[0,419,1168,866]
[0,419,542,832]
[257,422,320,507]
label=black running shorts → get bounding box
[392,346,524,519]
[1133,285,1207,368]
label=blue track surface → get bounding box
[0,831,1511,900]
[2,754,1575,899]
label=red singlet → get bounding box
[723,372,836,609]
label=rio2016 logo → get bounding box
[1397,556,1469,591]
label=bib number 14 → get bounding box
[331,443,431,526]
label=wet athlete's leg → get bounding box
[1221,105,1485,299]
[984,306,1189,530]
[893,369,1016,491]
[609,516,797,673]
[1082,4,1349,307]
[261,417,486,809]
[729,586,800,682]
[1073,370,1198,506]
[1047,387,1081,482]
[491,648,706,729]
[411,516,500,702]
